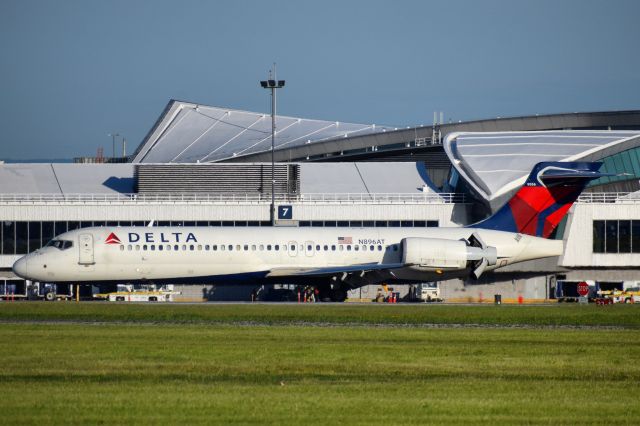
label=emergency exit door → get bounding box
[288,241,298,257]
[79,234,95,265]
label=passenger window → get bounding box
[120,245,125,251]
[267,245,272,251]
[143,245,148,251]
[339,245,344,251]
[307,245,312,251]
[331,245,336,251]
[190,245,195,251]
[259,245,264,251]
[251,245,256,251]
[362,245,366,251]
[370,245,374,251]
[275,245,280,251]
[354,245,359,251]
[347,245,352,251]
[290,245,295,251]
[182,245,187,251]
[174,245,178,251]
[197,245,202,251]
[127,245,132,251]
[221,245,226,251]
[135,245,140,251]
[324,245,328,251]
[236,245,241,251]
[150,245,155,251]
[166,245,171,251]
[378,245,382,251]
[228,245,233,251]
[315,245,320,251]
[213,245,217,251]
[158,245,164,251]
[244,245,249,251]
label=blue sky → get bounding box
[1,0,639,160]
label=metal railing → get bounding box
[1,192,638,205]
[0,192,466,205]
[576,192,640,204]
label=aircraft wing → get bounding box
[266,262,405,278]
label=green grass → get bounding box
[0,304,639,424]
[1,302,639,328]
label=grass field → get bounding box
[1,303,639,425]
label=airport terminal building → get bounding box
[1,101,640,301]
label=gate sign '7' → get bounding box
[278,205,293,220]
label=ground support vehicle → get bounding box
[0,279,28,300]
[409,282,443,302]
[1,280,74,301]
[596,288,640,304]
[94,284,179,302]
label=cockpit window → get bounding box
[46,239,74,250]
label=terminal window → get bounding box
[593,220,640,253]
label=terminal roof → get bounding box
[132,100,395,163]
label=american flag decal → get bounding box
[338,236,352,244]
[105,232,122,245]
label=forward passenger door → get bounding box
[78,234,94,265]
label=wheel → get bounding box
[44,292,56,302]
[625,298,632,304]
[149,297,157,302]
[116,296,125,302]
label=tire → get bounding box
[625,298,632,304]
[116,296,125,302]
[149,297,157,302]
[44,292,55,302]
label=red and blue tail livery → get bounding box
[470,162,605,238]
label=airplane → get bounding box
[13,161,604,302]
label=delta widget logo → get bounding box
[105,232,122,245]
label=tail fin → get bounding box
[468,162,604,238]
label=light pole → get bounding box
[260,65,285,226]
[108,132,120,158]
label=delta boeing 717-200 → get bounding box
[13,162,604,301]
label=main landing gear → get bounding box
[317,284,348,302]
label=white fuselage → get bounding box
[12,226,563,285]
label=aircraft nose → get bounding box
[12,256,28,279]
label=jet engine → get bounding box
[401,233,497,278]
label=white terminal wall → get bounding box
[560,203,640,267]
[0,162,432,195]
[0,164,135,194]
